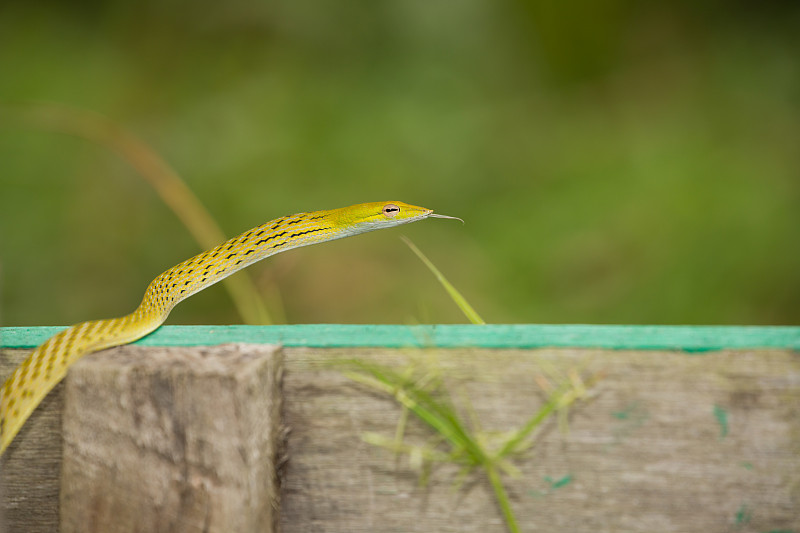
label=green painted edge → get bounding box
[1,325,799,350]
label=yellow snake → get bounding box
[0,201,460,454]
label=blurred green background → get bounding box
[1,0,798,326]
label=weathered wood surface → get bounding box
[1,344,282,533]
[280,347,800,533]
[2,344,799,533]
[0,349,63,533]
[61,343,283,533]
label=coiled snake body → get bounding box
[0,200,459,454]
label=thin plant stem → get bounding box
[6,103,273,324]
[401,236,485,325]
[498,387,564,458]
[486,464,521,533]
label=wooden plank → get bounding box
[0,348,62,533]
[280,347,800,533]
[58,343,282,533]
[2,327,799,532]
[3,324,800,350]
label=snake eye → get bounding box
[382,204,400,218]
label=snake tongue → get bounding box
[429,213,465,224]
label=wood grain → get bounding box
[1,344,283,533]
[280,347,800,533]
[59,343,282,533]
[0,349,62,533]
[2,341,799,533]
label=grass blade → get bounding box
[7,103,274,325]
[401,236,485,325]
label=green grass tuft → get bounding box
[341,353,598,533]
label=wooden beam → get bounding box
[280,347,800,532]
[57,344,281,533]
[2,326,799,532]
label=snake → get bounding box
[0,200,461,454]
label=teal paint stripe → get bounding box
[1,325,799,350]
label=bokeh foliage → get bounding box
[1,0,798,325]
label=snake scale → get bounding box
[0,200,460,454]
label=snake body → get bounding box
[0,200,458,454]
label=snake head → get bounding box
[336,201,462,232]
